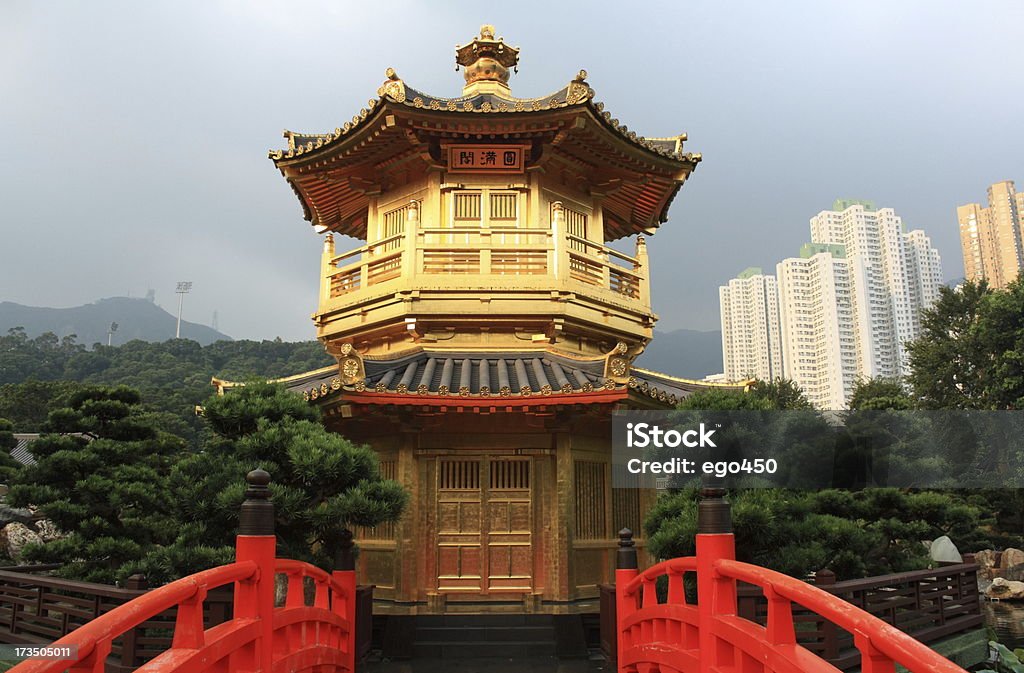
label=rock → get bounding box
[974,549,999,579]
[975,549,998,569]
[0,523,43,562]
[1000,548,1024,569]
[1005,563,1024,583]
[32,519,61,543]
[930,536,962,564]
[986,577,1024,601]
[0,505,34,528]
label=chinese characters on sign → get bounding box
[447,145,524,173]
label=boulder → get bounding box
[974,549,999,579]
[0,505,34,528]
[1000,548,1024,569]
[974,549,998,569]
[986,577,1024,601]
[32,519,61,543]
[1004,563,1024,583]
[930,536,962,564]
[0,523,43,562]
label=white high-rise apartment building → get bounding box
[777,244,858,410]
[719,268,783,382]
[809,200,941,378]
[719,200,943,409]
[904,229,944,334]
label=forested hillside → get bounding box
[0,297,231,346]
[0,328,333,444]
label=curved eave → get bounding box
[270,78,698,169]
[318,388,626,409]
[269,76,701,238]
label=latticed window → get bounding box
[380,205,407,252]
[353,460,399,540]
[574,460,607,539]
[612,476,641,535]
[453,192,482,225]
[440,459,481,490]
[490,459,530,490]
[489,192,519,226]
[564,206,588,251]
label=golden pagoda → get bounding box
[254,25,737,616]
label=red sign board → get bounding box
[447,145,525,173]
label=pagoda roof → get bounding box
[270,70,699,241]
[276,77,692,163]
[217,350,742,410]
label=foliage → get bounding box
[747,378,814,410]
[138,382,409,583]
[0,380,85,433]
[6,387,186,583]
[847,377,913,411]
[677,378,811,412]
[0,328,333,445]
[978,642,1024,673]
[646,487,987,579]
[907,279,1024,410]
[0,418,21,483]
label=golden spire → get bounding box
[455,24,520,97]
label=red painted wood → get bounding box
[616,533,971,673]
[8,536,358,673]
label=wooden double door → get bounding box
[435,457,533,594]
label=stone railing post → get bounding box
[635,235,651,305]
[320,233,336,306]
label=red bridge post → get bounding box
[333,528,357,673]
[232,468,277,672]
[615,527,639,664]
[695,483,736,673]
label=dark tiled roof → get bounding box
[290,351,613,400]
[11,434,38,466]
[281,352,744,406]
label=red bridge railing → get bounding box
[9,469,357,673]
[615,486,971,673]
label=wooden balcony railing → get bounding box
[321,229,650,307]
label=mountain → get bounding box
[0,297,231,346]
[635,328,723,379]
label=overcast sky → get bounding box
[1,1,1021,341]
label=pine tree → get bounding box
[139,382,408,583]
[0,418,22,484]
[7,387,184,583]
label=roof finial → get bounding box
[455,24,520,97]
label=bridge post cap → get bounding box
[616,527,638,570]
[125,573,147,590]
[239,468,275,536]
[815,568,837,585]
[246,468,271,489]
[697,478,732,534]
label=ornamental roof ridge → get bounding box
[268,67,697,164]
[631,366,752,389]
